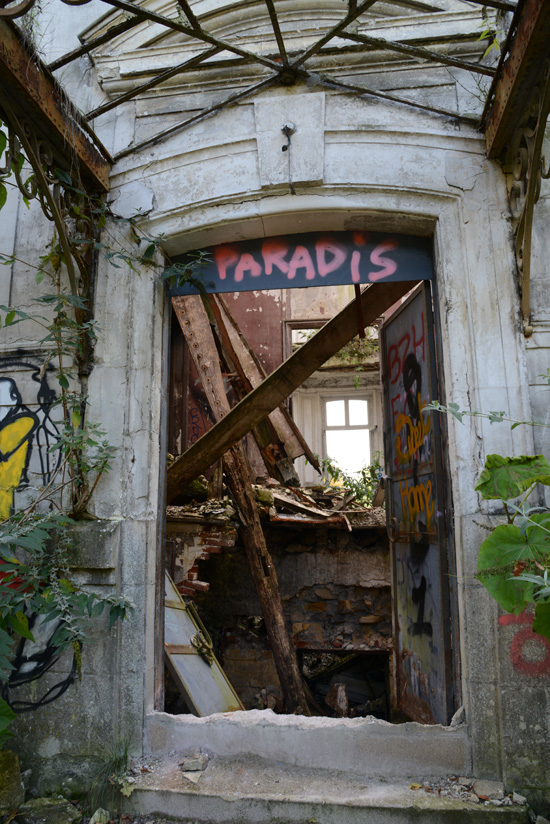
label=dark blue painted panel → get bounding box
[170,231,433,295]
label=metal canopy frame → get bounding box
[0,0,516,165]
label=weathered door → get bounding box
[380,282,455,725]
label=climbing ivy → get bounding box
[428,390,550,643]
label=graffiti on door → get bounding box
[382,283,454,725]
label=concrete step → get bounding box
[123,755,529,824]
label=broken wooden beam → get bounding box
[215,294,320,469]
[167,280,417,501]
[173,295,310,715]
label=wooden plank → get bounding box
[167,280,416,501]
[173,295,309,714]
[215,294,319,467]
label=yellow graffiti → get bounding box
[399,478,435,532]
[395,394,431,465]
[0,416,35,520]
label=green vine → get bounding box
[428,382,550,643]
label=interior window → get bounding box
[323,396,372,475]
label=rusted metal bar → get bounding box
[0,19,111,191]
[342,31,496,77]
[450,0,516,10]
[264,0,289,66]
[87,45,221,119]
[167,280,416,500]
[485,0,550,157]
[48,15,144,71]
[176,0,201,31]
[115,74,278,160]
[290,0,379,69]
[314,72,478,123]
[99,0,283,73]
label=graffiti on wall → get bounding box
[499,612,550,677]
[172,231,434,295]
[0,361,61,519]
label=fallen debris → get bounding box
[178,753,209,772]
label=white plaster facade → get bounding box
[2,0,550,810]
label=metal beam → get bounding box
[264,0,289,66]
[87,45,221,118]
[176,0,201,31]
[314,71,478,122]
[114,73,278,160]
[0,19,111,191]
[290,0,379,68]
[49,15,144,72]
[99,0,283,74]
[342,31,496,76]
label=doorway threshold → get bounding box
[146,709,470,778]
[124,750,528,824]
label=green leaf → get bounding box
[36,269,46,285]
[0,696,15,743]
[142,243,156,261]
[72,408,81,428]
[58,374,69,389]
[9,611,34,641]
[533,601,550,642]
[0,182,6,212]
[5,310,15,326]
[0,129,6,158]
[478,513,550,612]
[475,454,550,500]
[55,167,72,186]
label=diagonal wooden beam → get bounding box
[264,0,289,66]
[49,15,145,72]
[313,71,478,123]
[167,280,416,501]
[290,0,379,69]
[114,73,278,160]
[342,31,496,77]
[87,45,221,119]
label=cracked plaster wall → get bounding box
[0,0,548,808]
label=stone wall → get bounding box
[183,522,392,711]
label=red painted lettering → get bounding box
[234,252,262,282]
[388,333,411,385]
[369,240,398,281]
[214,244,240,280]
[288,245,316,280]
[262,239,290,275]
[315,238,347,277]
[351,250,362,283]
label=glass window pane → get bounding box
[326,429,371,475]
[349,399,368,426]
[325,399,345,427]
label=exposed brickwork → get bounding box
[165,520,237,598]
